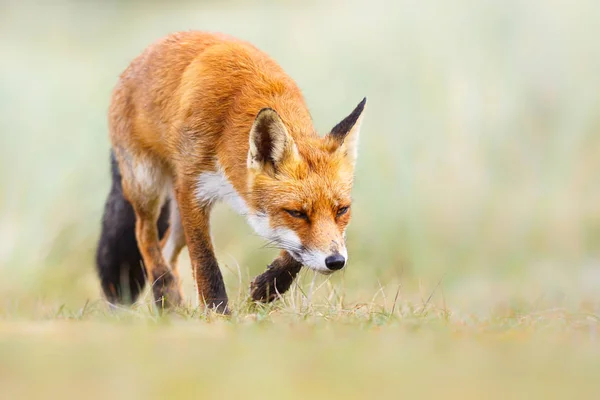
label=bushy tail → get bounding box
[95,150,169,304]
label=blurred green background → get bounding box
[1,0,599,313]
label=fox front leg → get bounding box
[250,251,302,302]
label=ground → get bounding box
[1,282,599,400]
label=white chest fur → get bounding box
[194,166,249,215]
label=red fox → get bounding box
[96,31,366,312]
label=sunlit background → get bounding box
[1,1,599,397]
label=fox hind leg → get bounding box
[96,151,170,304]
[114,149,183,309]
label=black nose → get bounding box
[325,254,346,271]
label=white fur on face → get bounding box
[246,212,272,238]
[247,214,302,250]
[298,244,348,274]
[297,249,330,273]
[339,245,348,262]
[247,214,336,273]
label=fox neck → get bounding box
[193,162,286,238]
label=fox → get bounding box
[96,31,366,313]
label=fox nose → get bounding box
[325,253,346,271]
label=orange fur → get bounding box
[108,31,365,311]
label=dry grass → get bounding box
[2,278,599,399]
[1,291,599,400]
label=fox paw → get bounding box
[152,273,184,309]
[250,272,279,303]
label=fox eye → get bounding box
[336,206,350,217]
[285,209,309,220]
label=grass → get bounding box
[1,277,599,399]
[1,0,600,398]
[1,293,599,400]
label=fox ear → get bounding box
[248,108,298,174]
[328,97,366,165]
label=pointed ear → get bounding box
[248,108,298,174]
[328,97,366,165]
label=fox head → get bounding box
[246,98,366,274]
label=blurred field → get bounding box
[1,0,600,398]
